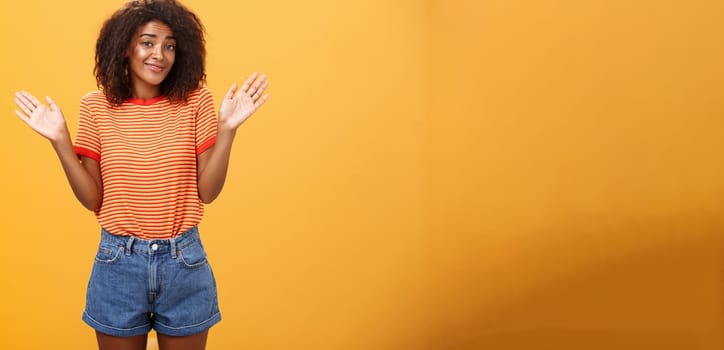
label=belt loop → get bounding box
[125,236,135,256]
[170,237,177,259]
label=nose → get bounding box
[151,45,164,60]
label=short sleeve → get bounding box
[74,96,101,162]
[195,86,218,155]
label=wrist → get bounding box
[50,130,72,149]
[217,122,238,138]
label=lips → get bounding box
[145,63,164,73]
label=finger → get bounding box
[225,83,238,100]
[246,74,266,97]
[14,96,33,115]
[14,92,35,111]
[255,94,270,108]
[14,109,30,124]
[252,80,269,100]
[255,73,268,85]
[238,72,258,94]
[21,91,43,109]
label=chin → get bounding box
[145,76,168,87]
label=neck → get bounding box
[130,80,161,100]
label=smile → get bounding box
[145,63,165,73]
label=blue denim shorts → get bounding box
[82,226,221,337]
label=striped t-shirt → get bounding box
[74,86,217,239]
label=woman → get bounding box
[13,0,269,349]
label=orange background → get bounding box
[0,0,722,349]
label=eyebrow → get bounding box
[139,33,176,39]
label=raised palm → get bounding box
[219,72,270,131]
[14,91,68,142]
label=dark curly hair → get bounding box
[94,0,206,105]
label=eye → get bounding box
[165,44,176,51]
[142,41,154,47]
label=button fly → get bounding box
[151,243,159,251]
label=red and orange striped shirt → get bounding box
[74,87,217,239]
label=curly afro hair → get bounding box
[95,0,206,105]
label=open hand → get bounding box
[218,72,270,131]
[14,91,69,143]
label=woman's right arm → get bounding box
[14,91,103,211]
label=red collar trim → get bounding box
[127,95,166,106]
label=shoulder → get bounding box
[183,86,215,113]
[187,85,214,103]
[80,91,113,108]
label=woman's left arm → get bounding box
[197,72,270,204]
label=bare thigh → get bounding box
[157,330,209,350]
[96,331,148,350]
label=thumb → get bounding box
[46,96,58,112]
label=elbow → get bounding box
[199,193,217,205]
[198,182,222,204]
[83,195,103,212]
[83,200,102,212]
[72,183,103,212]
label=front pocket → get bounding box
[94,245,123,264]
[178,242,208,269]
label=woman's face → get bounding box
[126,21,176,98]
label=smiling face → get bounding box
[126,20,176,99]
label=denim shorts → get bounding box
[82,226,221,337]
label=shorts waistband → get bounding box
[100,226,200,257]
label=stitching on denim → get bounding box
[154,312,221,330]
[83,311,151,331]
[101,228,200,253]
[94,245,123,264]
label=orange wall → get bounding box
[424,1,724,349]
[0,0,722,349]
